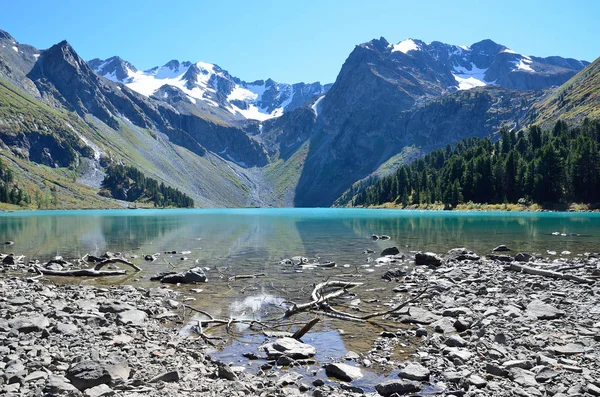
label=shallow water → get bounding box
[1,208,599,383]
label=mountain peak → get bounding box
[0,29,15,42]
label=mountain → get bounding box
[292,37,584,206]
[532,57,600,127]
[88,56,331,122]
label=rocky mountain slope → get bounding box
[0,28,595,208]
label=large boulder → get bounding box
[526,300,564,320]
[381,247,400,256]
[9,315,50,333]
[160,267,207,284]
[398,363,430,381]
[375,379,421,396]
[66,360,112,391]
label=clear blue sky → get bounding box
[2,0,598,84]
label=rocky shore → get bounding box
[0,247,599,396]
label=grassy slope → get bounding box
[262,142,310,207]
[533,57,600,127]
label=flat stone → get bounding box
[44,375,80,395]
[261,337,316,359]
[442,307,473,317]
[398,363,430,381]
[99,302,134,313]
[325,363,363,382]
[445,335,468,347]
[56,322,79,335]
[149,370,180,383]
[217,365,237,381]
[375,379,421,396]
[468,374,487,388]
[24,370,49,382]
[400,307,441,325]
[509,368,538,388]
[84,384,114,397]
[549,342,588,355]
[587,383,600,396]
[486,363,508,377]
[502,360,533,370]
[493,245,511,252]
[161,266,207,284]
[117,309,147,325]
[9,296,29,305]
[526,300,564,320]
[444,347,474,362]
[535,367,560,383]
[9,316,50,333]
[431,317,456,334]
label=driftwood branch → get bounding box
[228,273,266,282]
[93,258,142,272]
[33,266,127,277]
[506,263,594,284]
[284,280,363,318]
[291,318,320,340]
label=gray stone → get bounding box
[587,383,600,396]
[84,384,114,397]
[526,300,564,320]
[515,252,533,262]
[400,307,441,325]
[24,370,49,383]
[325,363,363,382]
[398,362,430,381]
[375,379,421,396]
[98,302,134,313]
[445,335,467,347]
[117,309,147,325]
[161,266,207,284]
[486,363,508,377]
[261,337,316,359]
[535,367,560,383]
[444,347,474,362]
[66,360,111,391]
[56,322,79,335]
[9,296,29,305]
[9,316,50,333]
[431,317,456,334]
[442,307,473,317]
[468,374,487,388]
[549,342,589,355]
[415,252,443,266]
[149,370,180,383]
[44,375,81,395]
[509,368,538,388]
[502,360,533,370]
[445,248,480,261]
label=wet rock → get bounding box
[381,269,407,281]
[66,360,111,391]
[375,379,421,396]
[381,247,400,256]
[493,245,511,252]
[446,248,480,261]
[160,266,207,284]
[415,252,443,267]
[261,337,316,359]
[526,300,564,319]
[324,363,363,382]
[398,362,430,381]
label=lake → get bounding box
[1,208,599,386]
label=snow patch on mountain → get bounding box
[311,95,325,117]
[513,56,534,72]
[390,39,420,54]
[452,64,491,90]
[11,46,18,53]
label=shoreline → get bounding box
[1,248,599,396]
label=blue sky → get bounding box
[1,0,598,83]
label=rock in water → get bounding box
[160,267,207,284]
[325,363,363,382]
[514,252,533,262]
[526,300,564,320]
[260,337,316,359]
[415,252,443,266]
[381,247,400,256]
[375,380,421,396]
[492,245,511,252]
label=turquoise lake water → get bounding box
[1,208,599,387]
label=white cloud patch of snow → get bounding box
[512,55,534,72]
[12,46,18,53]
[390,39,420,54]
[452,63,490,90]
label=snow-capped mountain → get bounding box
[88,57,330,121]
[386,38,588,91]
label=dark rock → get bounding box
[2,254,15,264]
[276,355,294,366]
[66,360,111,391]
[375,379,421,396]
[99,301,134,313]
[149,370,180,383]
[445,248,480,261]
[380,235,391,240]
[535,367,560,383]
[381,269,407,281]
[486,363,508,377]
[144,254,155,261]
[150,271,176,281]
[381,247,400,256]
[313,379,325,387]
[487,254,514,262]
[444,335,468,347]
[4,240,14,245]
[325,363,363,382]
[493,245,511,252]
[415,252,443,266]
[415,328,428,337]
[160,267,207,284]
[514,252,533,262]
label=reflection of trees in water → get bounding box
[100,216,182,250]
